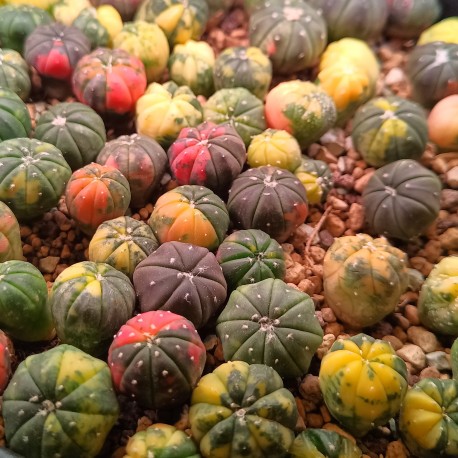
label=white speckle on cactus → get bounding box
[18,409,25,416]
[134,342,142,348]
[242,325,248,329]
[129,332,135,337]
[175,345,181,350]
[131,379,138,385]
[29,395,39,402]
[55,401,62,408]
[248,348,253,354]
[22,436,29,443]
[154,351,160,357]
[287,333,293,339]
[118,352,124,358]
[274,359,279,364]
[136,360,144,368]
[162,370,169,377]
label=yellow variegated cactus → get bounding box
[323,234,409,328]
[418,17,458,45]
[319,333,408,437]
[418,256,458,335]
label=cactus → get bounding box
[88,216,159,278]
[247,129,301,171]
[167,121,246,196]
[124,423,200,458]
[0,87,32,141]
[227,166,308,243]
[293,157,333,205]
[96,133,167,208]
[24,23,90,82]
[0,261,54,342]
[204,87,266,146]
[108,310,206,409]
[189,361,298,458]
[113,20,170,83]
[215,229,286,290]
[65,162,131,236]
[216,278,323,378]
[0,49,31,101]
[319,333,408,437]
[213,46,272,100]
[72,7,110,48]
[0,201,23,262]
[323,234,409,328]
[148,185,229,250]
[133,241,227,329]
[35,102,107,171]
[49,261,136,356]
[0,330,13,395]
[2,344,119,458]
[168,40,215,97]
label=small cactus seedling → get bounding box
[133,241,227,329]
[2,344,119,458]
[108,310,206,409]
[216,278,323,378]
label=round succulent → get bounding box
[352,96,429,167]
[133,241,227,329]
[24,23,91,82]
[385,0,442,39]
[90,0,143,21]
[96,133,168,208]
[148,185,229,250]
[215,229,285,290]
[113,20,170,83]
[265,80,337,149]
[88,216,159,279]
[0,201,22,262]
[0,87,32,142]
[418,17,458,45]
[135,0,209,47]
[216,278,323,378]
[362,159,442,240]
[227,166,308,243]
[204,87,266,146]
[323,234,409,328]
[168,39,215,97]
[0,260,54,342]
[0,4,52,54]
[167,121,246,197]
[2,344,119,458]
[319,333,408,437]
[34,101,107,171]
[136,81,203,148]
[308,0,388,42]
[249,1,327,75]
[72,47,147,116]
[0,49,31,101]
[407,42,458,108]
[72,7,110,48]
[0,330,13,395]
[213,46,272,99]
[108,310,206,409]
[52,0,92,26]
[247,129,302,171]
[190,361,298,458]
[124,423,200,458]
[49,261,136,356]
[428,95,458,152]
[290,429,363,458]
[0,138,71,221]
[293,156,333,205]
[418,256,458,336]
[399,378,458,458]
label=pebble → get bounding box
[396,344,426,372]
[393,326,408,343]
[385,67,406,85]
[404,304,420,325]
[386,440,408,458]
[393,313,410,331]
[316,334,336,359]
[321,308,336,323]
[354,170,375,194]
[38,256,60,274]
[407,326,441,353]
[439,227,458,251]
[446,165,458,188]
[426,351,451,372]
[324,213,346,237]
[382,335,403,351]
[419,366,442,379]
[410,257,433,277]
[322,423,356,444]
[284,262,306,284]
[306,413,324,428]
[346,203,365,231]
[441,189,458,211]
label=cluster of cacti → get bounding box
[0,1,456,457]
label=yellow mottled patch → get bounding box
[25,179,41,205]
[192,373,229,405]
[55,263,92,283]
[96,5,122,43]
[156,4,184,35]
[56,350,104,387]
